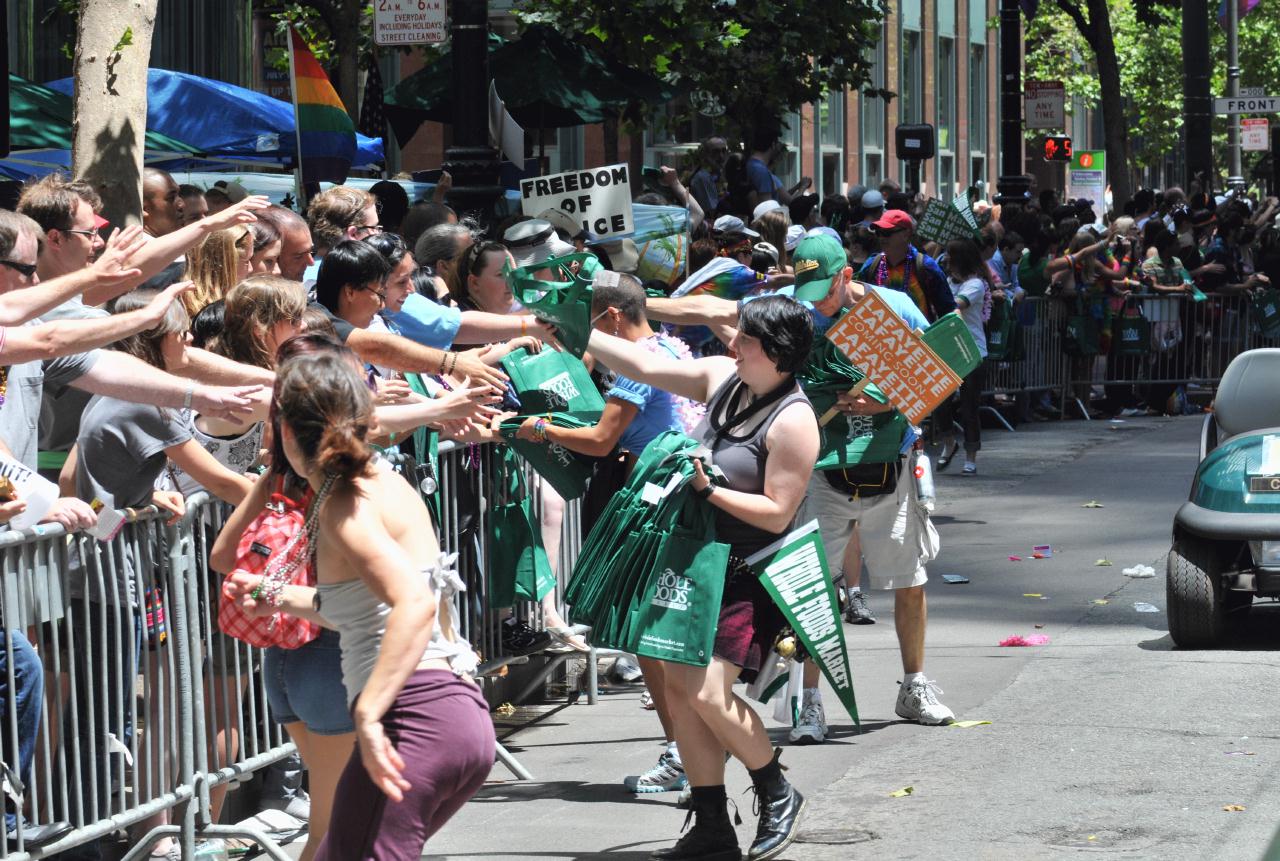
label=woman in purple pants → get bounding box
[223,346,495,860]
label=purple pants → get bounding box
[315,669,496,861]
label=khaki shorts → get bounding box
[797,457,940,591]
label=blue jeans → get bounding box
[1,630,44,834]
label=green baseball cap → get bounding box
[791,233,848,302]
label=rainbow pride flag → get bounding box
[668,258,770,348]
[288,27,356,185]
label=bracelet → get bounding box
[1066,253,1075,267]
[695,483,715,500]
[532,417,547,443]
[438,351,449,375]
[521,318,528,337]
[182,385,194,411]
[446,352,457,376]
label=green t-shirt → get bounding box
[1018,255,1050,297]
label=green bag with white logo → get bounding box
[498,413,597,500]
[625,514,729,667]
[487,450,556,607]
[501,347,604,420]
[508,252,603,358]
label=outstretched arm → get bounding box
[584,328,733,404]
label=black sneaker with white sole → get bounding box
[843,590,876,625]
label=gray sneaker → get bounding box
[843,591,876,625]
[895,677,955,725]
[623,751,687,794]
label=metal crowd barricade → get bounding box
[981,292,1269,418]
[0,442,590,858]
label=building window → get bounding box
[860,28,887,188]
[969,45,987,152]
[819,89,845,195]
[938,36,956,200]
[644,99,718,166]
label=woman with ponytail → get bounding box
[217,345,494,860]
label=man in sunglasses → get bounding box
[856,209,955,322]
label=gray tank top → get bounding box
[316,551,479,709]
[697,375,812,556]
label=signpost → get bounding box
[519,164,636,239]
[1214,96,1280,115]
[374,0,447,46]
[1243,117,1269,152]
[1024,80,1066,130]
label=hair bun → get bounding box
[315,419,372,480]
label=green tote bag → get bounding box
[501,347,605,420]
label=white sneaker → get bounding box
[623,751,687,793]
[788,691,828,745]
[895,677,955,725]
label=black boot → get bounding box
[650,785,742,861]
[746,750,806,860]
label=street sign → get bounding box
[1067,150,1106,221]
[1215,96,1280,115]
[1025,80,1065,129]
[1243,117,1269,151]
[374,0,446,46]
[1043,135,1073,162]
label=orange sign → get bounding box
[824,290,963,425]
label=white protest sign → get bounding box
[373,0,446,46]
[520,164,635,240]
[0,454,58,530]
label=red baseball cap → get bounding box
[870,209,915,232]
[93,214,110,230]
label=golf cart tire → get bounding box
[1167,541,1227,648]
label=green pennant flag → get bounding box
[748,520,859,727]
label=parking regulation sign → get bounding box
[1242,118,1269,151]
[1025,80,1066,130]
[374,0,446,46]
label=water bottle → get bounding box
[914,454,936,512]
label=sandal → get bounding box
[936,441,958,471]
[546,626,591,653]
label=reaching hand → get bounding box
[204,195,270,231]
[143,281,196,326]
[452,347,508,387]
[151,490,186,525]
[192,385,264,422]
[90,225,146,293]
[375,377,413,405]
[433,376,502,424]
[220,571,275,618]
[0,497,27,525]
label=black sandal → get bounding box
[936,441,958,471]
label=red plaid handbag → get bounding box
[218,474,332,649]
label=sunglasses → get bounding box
[0,259,37,279]
[357,283,387,303]
[62,228,99,239]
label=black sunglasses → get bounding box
[0,259,37,279]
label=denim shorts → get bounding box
[263,629,354,735]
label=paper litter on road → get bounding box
[1224,751,1257,756]
[1122,564,1156,578]
[1222,804,1247,812]
[949,720,993,728]
[889,787,914,797]
[941,574,970,584]
[1023,593,1043,598]
[1133,602,1160,613]
[1092,599,1110,605]
[1008,555,1023,561]
[494,702,516,716]
[999,634,1050,647]
[1094,559,1113,566]
[1032,544,1052,558]
[1082,500,1105,508]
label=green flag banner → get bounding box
[748,520,859,727]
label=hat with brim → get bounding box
[92,213,110,230]
[791,233,848,303]
[752,199,785,223]
[870,210,915,233]
[591,238,640,274]
[536,207,588,241]
[713,214,760,239]
[504,219,577,269]
[784,224,805,252]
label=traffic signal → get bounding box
[1044,135,1073,162]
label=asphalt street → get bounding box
[274,413,1280,861]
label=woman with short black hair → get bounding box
[580,293,819,861]
[313,239,393,331]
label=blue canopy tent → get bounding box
[46,69,384,170]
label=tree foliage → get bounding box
[514,0,888,143]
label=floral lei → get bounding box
[637,333,706,434]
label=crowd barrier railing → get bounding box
[1,440,584,858]
[980,292,1267,418]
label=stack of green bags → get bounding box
[799,337,908,470]
[498,413,596,500]
[565,431,729,666]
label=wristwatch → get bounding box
[312,591,322,614]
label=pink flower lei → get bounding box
[637,333,706,434]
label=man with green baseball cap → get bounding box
[792,233,851,303]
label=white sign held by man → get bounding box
[520,164,635,240]
[373,0,446,46]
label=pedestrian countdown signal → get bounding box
[1044,135,1073,162]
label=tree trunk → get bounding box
[72,0,159,228]
[334,0,363,121]
[1087,0,1131,214]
